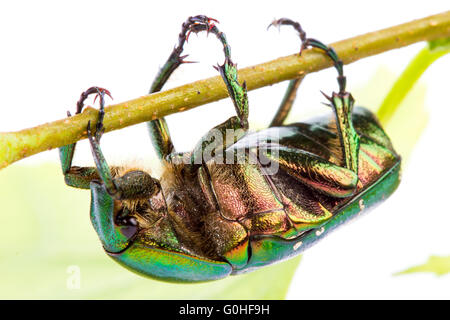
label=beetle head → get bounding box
[89,168,171,252]
[89,171,233,282]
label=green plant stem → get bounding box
[377,39,450,124]
[1,11,450,169]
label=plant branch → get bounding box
[377,37,450,124]
[1,11,450,169]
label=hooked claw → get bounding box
[267,19,282,31]
[267,18,307,56]
[75,86,113,115]
[92,87,113,104]
[185,15,219,42]
[70,87,112,143]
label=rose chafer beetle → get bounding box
[59,15,401,282]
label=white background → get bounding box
[0,1,449,299]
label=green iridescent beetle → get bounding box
[59,16,401,282]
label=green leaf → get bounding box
[428,37,450,52]
[0,163,300,299]
[395,256,450,277]
[368,39,450,280]
[377,38,450,126]
[352,67,428,165]
[353,38,450,164]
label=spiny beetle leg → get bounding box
[87,120,161,204]
[147,15,250,161]
[267,19,308,127]
[214,57,249,130]
[149,15,219,94]
[184,19,249,164]
[59,87,112,190]
[77,87,115,194]
[268,18,307,53]
[86,97,162,201]
[269,77,304,127]
[91,87,111,142]
[262,146,358,198]
[147,118,174,161]
[322,91,360,173]
[305,38,359,173]
[270,18,359,174]
[303,38,346,94]
[59,87,118,189]
[191,116,246,165]
[87,125,117,196]
[269,18,346,94]
[147,15,219,160]
[304,39,359,173]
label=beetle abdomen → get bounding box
[241,160,401,273]
[201,106,400,272]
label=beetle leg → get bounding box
[86,93,161,200]
[323,91,360,174]
[262,145,358,198]
[213,56,249,130]
[147,16,220,160]
[59,87,112,189]
[269,18,346,93]
[304,38,359,173]
[87,119,161,202]
[176,21,249,164]
[191,115,247,165]
[148,15,219,94]
[86,121,117,195]
[269,18,359,174]
[267,19,311,127]
[300,36,360,173]
[147,15,249,161]
[269,78,304,127]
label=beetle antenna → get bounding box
[269,18,346,94]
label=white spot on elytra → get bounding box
[359,199,365,210]
[315,227,325,236]
[293,241,303,251]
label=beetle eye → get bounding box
[114,206,131,224]
[116,214,138,227]
[114,208,138,238]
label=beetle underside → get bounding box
[59,15,401,281]
[106,106,400,272]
